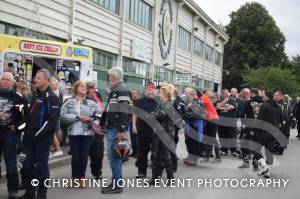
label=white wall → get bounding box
[0,0,71,39]
[0,0,226,85]
[122,21,153,63]
[74,0,121,55]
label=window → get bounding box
[125,0,152,31]
[90,0,119,14]
[215,51,222,66]
[214,83,219,92]
[204,80,212,90]
[0,23,5,34]
[205,45,213,62]
[192,76,202,88]
[123,57,148,76]
[178,26,191,51]
[193,37,204,57]
[153,66,173,83]
[0,21,64,42]
[93,49,117,69]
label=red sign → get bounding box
[20,41,62,56]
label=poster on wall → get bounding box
[57,59,80,95]
[176,72,190,84]
[3,53,33,85]
[92,71,98,85]
[80,60,92,80]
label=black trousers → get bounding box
[130,131,138,156]
[170,127,179,171]
[151,134,173,179]
[297,120,300,136]
[240,128,256,162]
[218,125,237,153]
[135,136,152,175]
[89,134,104,178]
[253,132,274,165]
[203,120,220,157]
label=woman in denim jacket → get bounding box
[60,80,101,188]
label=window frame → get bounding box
[178,26,191,51]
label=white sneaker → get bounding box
[257,166,269,176]
[263,169,271,178]
[51,150,64,158]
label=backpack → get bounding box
[186,99,206,119]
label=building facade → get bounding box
[0,0,228,95]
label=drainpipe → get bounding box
[119,0,126,68]
[173,0,185,84]
[69,0,76,44]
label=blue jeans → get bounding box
[23,133,53,196]
[69,135,93,178]
[0,127,19,192]
[107,128,122,181]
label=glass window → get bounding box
[0,21,63,42]
[178,26,191,51]
[90,0,119,14]
[138,1,142,25]
[134,0,139,23]
[192,77,202,88]
[125,0,152,31]
[204,80,212,90]
[93,49,117,69]
[215,51,222,66]
[205,45,213,62]
[193,37,204,57]
[0,23,5,34]
[153,66,173,83]
[124,0,130,18]
[122,57,149,77]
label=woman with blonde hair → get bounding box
[150,83,176,184]
[50,77,64,158]
[60,80,101,188]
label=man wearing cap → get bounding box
[132,83,158,178]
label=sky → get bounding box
[195,0,300,58]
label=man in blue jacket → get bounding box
[21,69,59,199]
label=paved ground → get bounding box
[1,129,300,199]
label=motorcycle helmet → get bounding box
[113,138,131,160]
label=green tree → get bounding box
[223,2,288,89]
[243,67,300,97]
[288,54,300,83]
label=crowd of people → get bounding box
[0,66,300,199]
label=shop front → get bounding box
[0,34,93,96]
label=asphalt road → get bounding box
[1,129,300,199]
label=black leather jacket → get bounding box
[151,100,175,136]
[105,82,132,132]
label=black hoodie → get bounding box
[257,99,282,128]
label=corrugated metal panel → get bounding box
[74,0,121,54]
[192,56,204,74]
[194,20,205,41]
[178,6,193,31]
[123,22,153,63]
[0,0,70,39]
[176,48,192,72]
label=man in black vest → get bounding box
[0,72,27,199]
